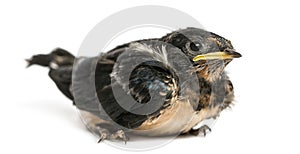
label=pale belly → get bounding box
[79,101,221,137]
[133,101,220,136]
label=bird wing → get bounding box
[73,41,182,129]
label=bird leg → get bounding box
[189,125,211,136]
[88,123,129,143]
[97,129,129,144]
[80,111,129,143]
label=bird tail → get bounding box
[26,48,76,102]
[26,53,52,68]
[26,48,75,68]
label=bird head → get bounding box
[161,27,241,82]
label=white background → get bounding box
[1,0,300,153]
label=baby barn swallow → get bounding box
[27,27,241,142]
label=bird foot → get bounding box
[97,129,129,144]
[189,125,211,136]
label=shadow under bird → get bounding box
[26,27,241,142]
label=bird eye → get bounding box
[187,41,202,52]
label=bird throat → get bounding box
[196,59,231,83]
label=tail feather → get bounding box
[27,48,75,102]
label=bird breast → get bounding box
[133,100,220,136]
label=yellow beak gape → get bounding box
[193,51,241,61]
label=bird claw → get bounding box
[189,125,211,136]
[116,130,129,144]
[97,128,109,143]
[97,129,129,143]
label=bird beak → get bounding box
[192,49,242,61]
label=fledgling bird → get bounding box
[26,27,241,142]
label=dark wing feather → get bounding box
[49,66,74,101]
[73,43,176,129]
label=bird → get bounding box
[26,27,241,142]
